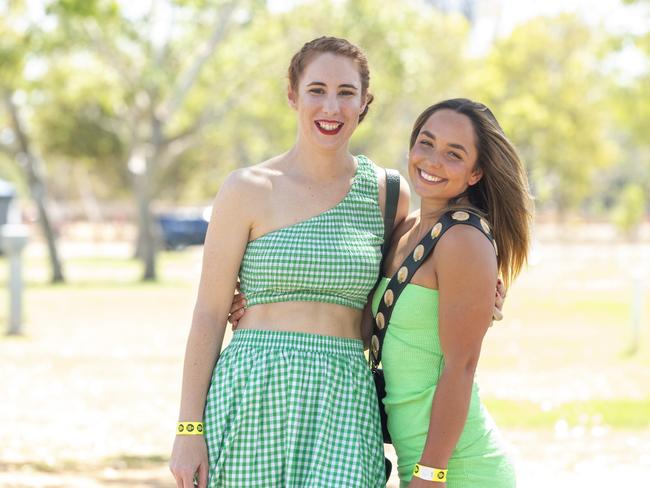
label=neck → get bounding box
[418,195,472,227]
[286,138,354,180]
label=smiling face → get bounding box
[408,109,483,204]
[288,52,367,152]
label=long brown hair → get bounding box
[410,98,534,286]
[288,36,374,123]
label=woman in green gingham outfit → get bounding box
[170,37,409,488]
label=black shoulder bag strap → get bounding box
[382,168,401,255]
[369,208,497,367]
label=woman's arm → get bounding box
[169,170,257,488]
[410,225,497,486]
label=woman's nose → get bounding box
[322,94,340,114]
[427,150,443,168]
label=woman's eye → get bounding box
[309,88,325,95]
[339,90,355,96]
[448,152,461,160]
[419,139,433,147]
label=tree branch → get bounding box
[158,1,237,124]
[162,94,240,148]
[82,22,138,90]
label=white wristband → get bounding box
[413,463,447,482]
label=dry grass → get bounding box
[1,235,649,487]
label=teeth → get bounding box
[317,121,341,131]
[419,169,443,182]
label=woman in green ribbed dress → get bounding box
[372,99,533,488]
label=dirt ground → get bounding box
[1,234,650,487]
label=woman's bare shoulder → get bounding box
[217,156,287,202]
[435,223,497,272]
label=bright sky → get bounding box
[492,0,646,34]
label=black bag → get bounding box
[372,365,391,443]
[373,168,400,446]
[374,168,400,481]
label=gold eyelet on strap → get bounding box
[452,211,470,221]
[397,266,408,283]
[371,335,380,357]
[431,223,443,238]
[376,312,385,330]
[413,244,425,262]
[480,218,491,234]
[383,289,394,307]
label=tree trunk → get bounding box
[135,175,157,281]
[4,90,65,283]
[129,144,158,281]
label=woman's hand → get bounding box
[492,277,507,322]
[228,281,247,329]
[169,435,209,488]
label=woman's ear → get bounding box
[360,93,369,115]
[287,86,298,110]
[469,166,483,186]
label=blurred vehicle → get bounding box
[156,207,210,250]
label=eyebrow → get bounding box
[306,81,359,90]
[421,130,469,156]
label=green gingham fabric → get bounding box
[204,329,386,487]
[239,155,385,310]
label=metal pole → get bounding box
[1,225,29,335]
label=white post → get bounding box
[1,224,29,335]
[629,270,644,355]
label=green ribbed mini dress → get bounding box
[372,278,516,488]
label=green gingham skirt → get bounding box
[204,329,386,488]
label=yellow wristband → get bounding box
[413,463,447,482]
[177,421,204,435]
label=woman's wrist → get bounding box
[176,421,204,435]
[413,463,447,483]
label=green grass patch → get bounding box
[485,397,650,429]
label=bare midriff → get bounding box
[236,301,363,339]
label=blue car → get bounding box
[157,209,210,250]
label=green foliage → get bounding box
[1,0,649,216]
[612,183,646,238]
[468,14,617,212]
[600,0,650,219]
[47,0,119,17]
[486,397,650,430]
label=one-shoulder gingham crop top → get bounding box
[238,155,385,310]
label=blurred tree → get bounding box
[0,1,65,283]
[42,0,266,280]
[198,0,472,187]
[612,183,646,239]
[605,0,650,227]
[35,0,473,277]
[468,14,617,216]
